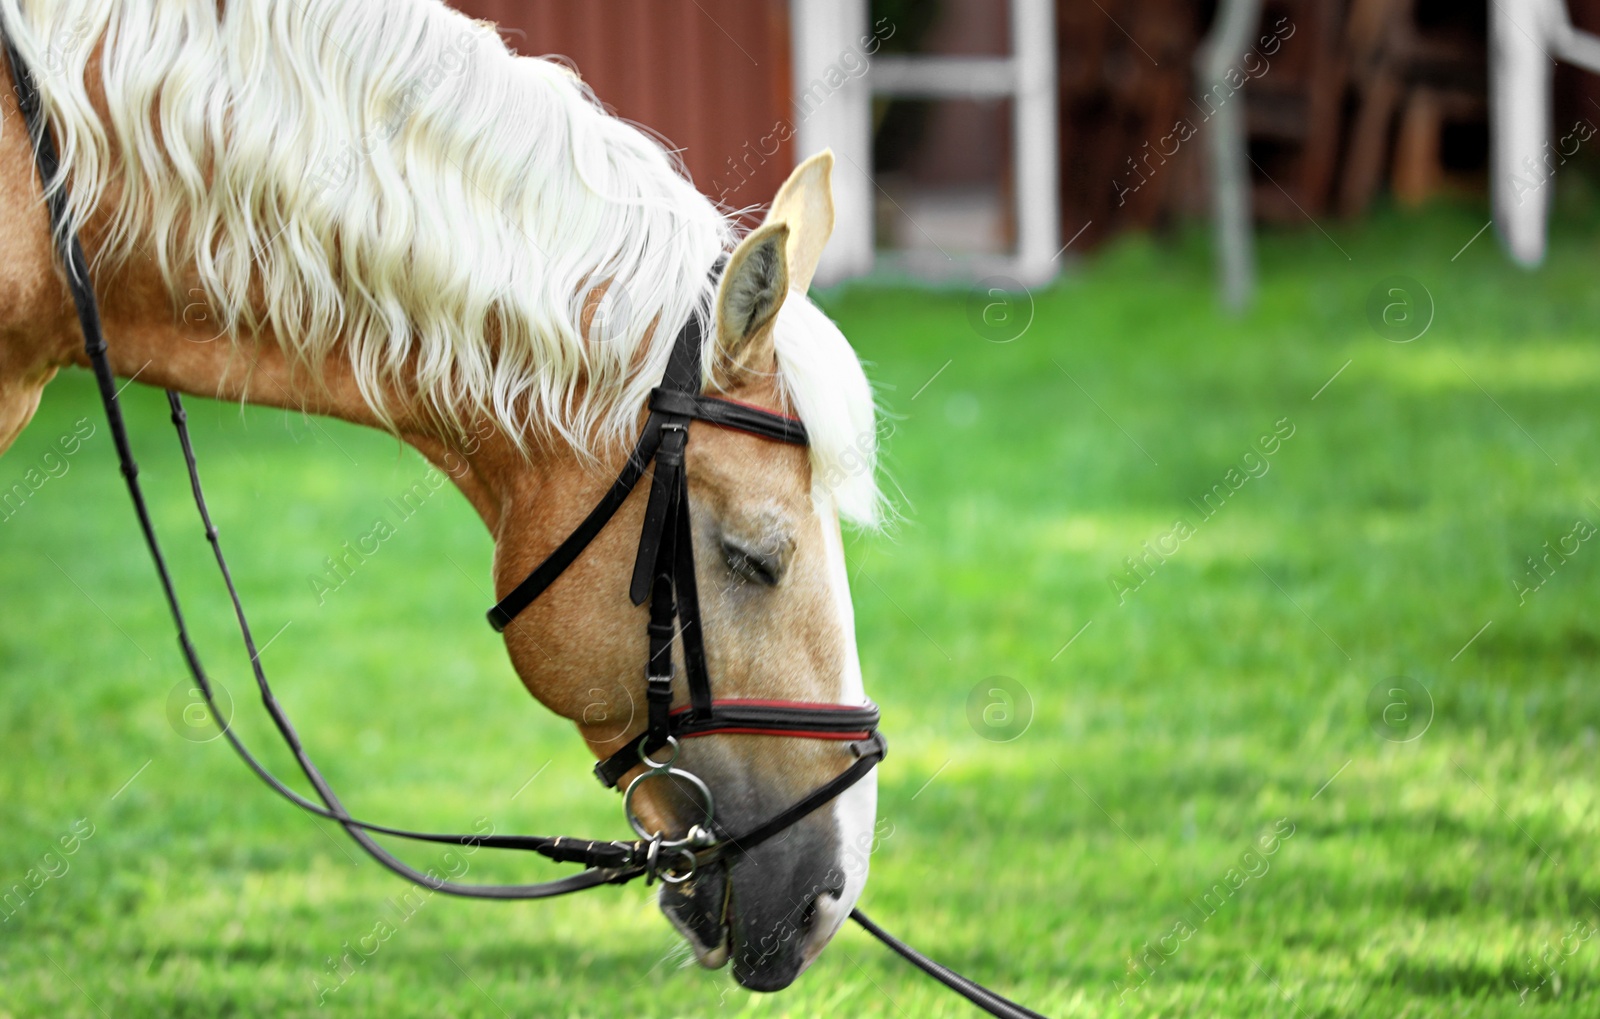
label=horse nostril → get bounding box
[800,888,847,964]
[800,895,820,933]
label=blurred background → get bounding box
[450,0,1600,291]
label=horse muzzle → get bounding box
[659,804,850,991]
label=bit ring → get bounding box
[638,734,680,770]
[624,765,716,841]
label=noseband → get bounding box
[4,21,1050,1017]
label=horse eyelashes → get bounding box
[720,538,783,587]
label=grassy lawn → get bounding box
[3,201,1599,1017]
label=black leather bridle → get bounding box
[3,18,1049,1017]
[484,296,883,804]
[482,287,888,878]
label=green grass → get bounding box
[3,200,1600,1017]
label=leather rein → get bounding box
[3,20,1048,1018]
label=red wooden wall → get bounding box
[448,0,795,220]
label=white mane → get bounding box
[0,0,879,524]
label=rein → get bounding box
[2,19,1048,1018]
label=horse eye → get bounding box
[721,538,782,587]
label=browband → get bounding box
[649,389,809,445]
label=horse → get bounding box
[0,0,880,992]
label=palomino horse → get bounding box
[0,0,880,991]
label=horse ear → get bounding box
[715,221,790,374]
[766,150,835,295]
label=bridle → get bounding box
[3,19,1048,1018]
[483,280,888,880]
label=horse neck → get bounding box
[59,255,546,535]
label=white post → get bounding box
[1012,0,1060,286]
[1490,0,1600,267]
[790,0,1060,286]
[790,0,874,285]
[1197,0,1262,310]
[1491,0,1557,267]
